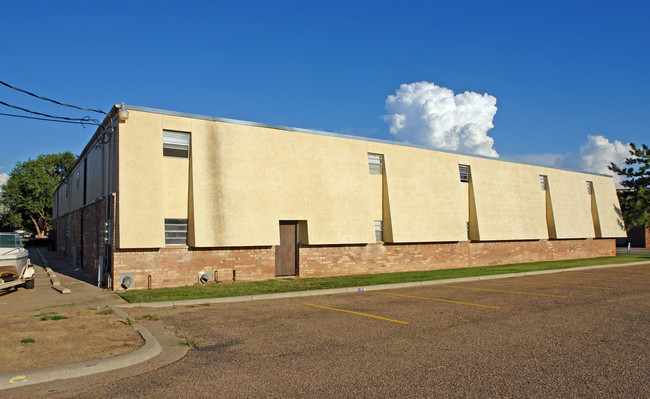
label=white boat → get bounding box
[0,233,34,289]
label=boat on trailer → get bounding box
[0,232,34,290]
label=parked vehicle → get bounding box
[0,233,34,290]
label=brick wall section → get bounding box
[111,238,614,290]
[112,246,276,290]
[298,238,615,278]
[52,197,110,284]
[80,199,107,280]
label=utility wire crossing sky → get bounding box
[0,1,648,187]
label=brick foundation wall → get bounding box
[111,238,614,290]
[112,246,276,290]
[298,238,615,278]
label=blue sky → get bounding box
[1,0,648,179]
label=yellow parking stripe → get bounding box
[373,292,500,309]
[303,303,409,324]
[501,281,613,290]
[556,276,650,284]
[440,285,568,298]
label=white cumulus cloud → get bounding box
[0,173,8,193]
[506,135,630,187]
[383,81,499,157]
[577,135,629,177]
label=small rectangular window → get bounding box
[539,175,547,190]
[163,130,190,158]
[368,153,383,174]
[374,220,383,242]
[587,181,593,195]
[165,218,188,245]
[459,164,470,182]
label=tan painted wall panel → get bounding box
[369,174,383,221]
[190,120,375,246]
[383,147,467,242]
[592,177,626,237]
[117,111,165,248]
[85,146,103,202]
[545,170,595,239]
[163,157,189,218]
[68,160,85,212]
[112,108,625,249]
[470,159,548,240]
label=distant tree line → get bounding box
[0,152,77,236]
[609,143,649,230]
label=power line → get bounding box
[0,112,99,126]
[0,100,101,124]
[0,80,107,115]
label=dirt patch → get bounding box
[0,307,143,373]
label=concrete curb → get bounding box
[117,261,649,309]
[36,248,69,294]
[0,321,161,390]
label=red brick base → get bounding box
[112,246,276,290]
[52,196,113,284]
[298,238,615,278]
[111,238,615,290]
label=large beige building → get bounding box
[52,105,625,290]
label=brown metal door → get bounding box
[275,223,297,276]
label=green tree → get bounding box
[608,143,649,229]
[0,152,77,236]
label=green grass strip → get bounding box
[118,254,649,303]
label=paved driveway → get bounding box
[12,263,650,398]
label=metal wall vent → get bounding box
[198,271,211,284]
[119,273,135,290]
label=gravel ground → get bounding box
[9,263,650,398]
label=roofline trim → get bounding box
[125,104,614,179]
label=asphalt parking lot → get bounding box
[13,263,650,398]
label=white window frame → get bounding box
[368,153,383,175]
[163,130,190,158]
[539,175,547,190]
[374,220,383,242]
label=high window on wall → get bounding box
[163,130,190,158]
[374,220,383,241]
[368,153,383,174]
[459,164,470,182]
[587,181,593,195]
[539,175,548,190]
[165,218,188,245]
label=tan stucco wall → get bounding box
[591,177,626,237]
[380,145,468,243]
[189,119,376,246]
[545,169,597,239]
[163,157,189,218]
[469,158,549,241]
[117,112,165,248]
[111,109,624,249]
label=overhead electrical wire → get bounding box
[0,112,99,126]
[0,80,107,115]
[0,100,101,124]
[0,79,114,146]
